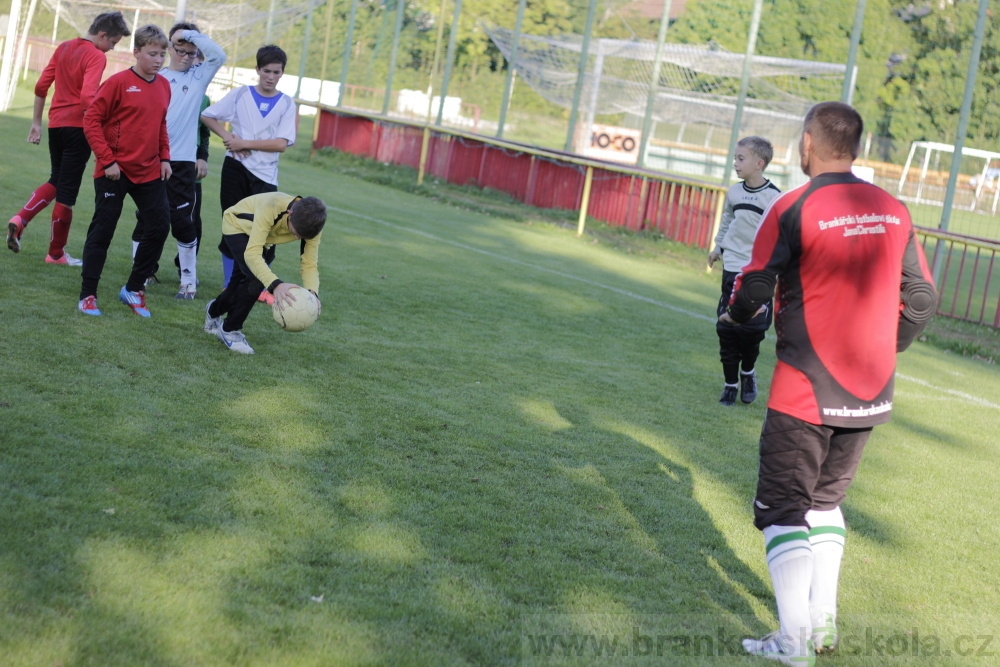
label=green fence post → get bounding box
[935,0,989,283]
[841,0,866,104]
[265,0,278,44]
[565,0,598,153]
[338,0,360,107]
[721,0,763,186]
[436,0,462,127]
[638,0,673,168]
[383,0,406,116]
[294,1,315,100]
[318,0,335,105]
[498,0,526,139]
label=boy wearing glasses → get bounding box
[132,22,226,299]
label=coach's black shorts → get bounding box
[47,126,92,207]
[753,409,872,530]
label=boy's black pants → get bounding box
[716,269,772,383]
[210,233,266,332]
[80,175,169,299]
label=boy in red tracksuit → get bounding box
[78,25,172,318]
[6,12,131,264]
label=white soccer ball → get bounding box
[272,286,319,332]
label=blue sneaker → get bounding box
[78,295,101,316]
[118,285,151,317]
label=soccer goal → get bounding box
[897,141,1000,215]
[487,25,849,186]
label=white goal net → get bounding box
[487,25,848,166]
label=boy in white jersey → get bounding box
[201,45,297,293]
[132,22,225,299]
[708,136,781,406]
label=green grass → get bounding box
[2,82,1000,666]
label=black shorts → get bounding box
[47,126,92,206]
[753,409,872,529]
[218,157,277,259]
[219,156,277,212]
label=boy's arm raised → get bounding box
[182,30,227,78]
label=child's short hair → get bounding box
[737,136,774,169]
[291,197,327,239]
[89,11,132,38]
[257,45,287,70]
[133,25,169,50]
[169,22,200,41]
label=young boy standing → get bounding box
[6,12,131,264]
[203,193,326,354]
[78,25,172,317]
[201,45,297,290]
[708,136,781,406]
[130,22,226,300]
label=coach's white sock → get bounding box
[764,525,814,655]
[177,240,198,287]
[132,240,139,259]
[806,507,846,626]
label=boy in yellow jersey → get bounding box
[203,193,326,354]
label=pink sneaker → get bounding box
[257,289,275,305]
[6,216,24,253]
[45,251,83,266]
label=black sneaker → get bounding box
[719,385,738,406]
[740,373,758,404]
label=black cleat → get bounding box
[719,385,738,406]
[740,373,758,404]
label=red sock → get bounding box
[49,203,73,258]
[17,182,57,224]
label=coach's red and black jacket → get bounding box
[727,171,936,428]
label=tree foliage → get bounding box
[670,0,1000,159]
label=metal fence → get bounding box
[917,228,1000,328]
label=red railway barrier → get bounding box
[313,108,726,250]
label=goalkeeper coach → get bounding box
[722,102,936,663]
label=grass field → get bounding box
[2,84,999,666]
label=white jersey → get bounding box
[714,179,781,273]
[202,85,297,185]
[161,31,226,163]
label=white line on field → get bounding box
[328,205,999,410]
[896,373,1000,409]
[328,205,716,323]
